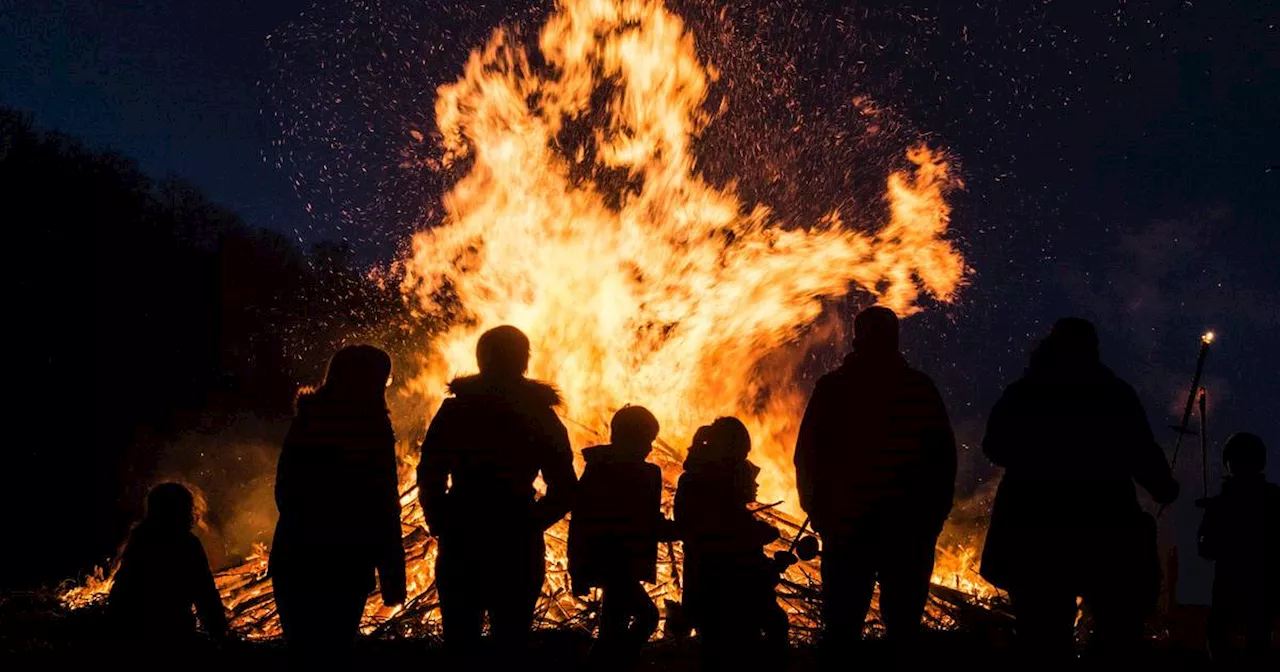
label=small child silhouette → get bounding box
[108,483,229,644]
[568,405,671,667]
[1197,432,1279,660]
[675,417,788,668]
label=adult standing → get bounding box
[980,318,1178,663]
[794,306,957,660]
[269,345,407,668]
[418,325,577,656]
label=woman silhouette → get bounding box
[269,345,406,666]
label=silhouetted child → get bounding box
[108,483,229,647]
[675,417,788,668]
[1197,432,1279,660]
[569,405,671,667]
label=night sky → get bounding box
[3,1,1276,604]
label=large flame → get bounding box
[400,0,964,507]
[63,0,991,637]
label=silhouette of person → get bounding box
[109,482,229,652]
[980,318,1179,663]
[268,345,406,669]
[675,417,788,669]
[793,305,956,660]
[418,325,577,657]
[568,405,672,668]
[1197,432,1279,661]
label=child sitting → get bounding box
[1197,432,1279,661]
[109,483,229,645]
[675,417,788,668]
[569,405,671,667]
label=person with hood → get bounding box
[109,482,229,650]
[269,345,407,668]
[980,318,1178,663]
[418,325,577,656]
[1197,432,1279,661]
[793,305,956,660]
[675,417,788,668]
[568,405,670,667]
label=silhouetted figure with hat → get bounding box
[1197,432,1279,663]
[418,325,577,659]
[109,482,229,655]
[569,405,672,668]
[980,318,1178,664]
[269,345,406,669]
[675,417,788,669]
[794,305,956,662]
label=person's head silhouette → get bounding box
[322,344,393,403]
[853,306,900,355]
[1029,317,1101,373]
[611,405,660,458]
[145,482,196,531]
[1223,432,1266,476]
[476,325,531,381]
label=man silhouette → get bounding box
[794,306,956,660]
[980,318,1178,663]
[418,325,577,657]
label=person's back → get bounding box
[109,483,227,643]
[1198,432,1279,658]
[418,326,576,655]
[980,318,1177,663]
[421,373,570,532]
[675,419,786,667]
[268,345,406,668]
[569,406,667,667]
[795,350,956,529]
[794,306,955,658]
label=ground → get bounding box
[0,592,1243,670]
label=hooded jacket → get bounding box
[567,444,666,589]
[417,375,576,537]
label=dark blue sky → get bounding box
[3,1,1277,603]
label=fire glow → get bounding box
[64,0,993,637]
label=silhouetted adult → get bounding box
[418,325,577,656]
[794,305,956,659]
[109,482,229,653]
[1197,432,1279,661]
[269,345,406,669]
[676,418,788,669]
[980,318,1178,663]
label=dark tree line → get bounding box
[0,108,404,589]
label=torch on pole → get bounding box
[1161,331,1214,515]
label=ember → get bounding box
[62,0,990,639]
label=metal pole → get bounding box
[1198,387,1208,498]
[1170,332,1214,469]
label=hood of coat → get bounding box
[446,374,562,407]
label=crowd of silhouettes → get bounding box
[105,314,1276,668]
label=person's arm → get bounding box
[982,387,1019,468]
[373,418,407,607]
[1196,499,1220,560]
[794,378,831,518]
[188,536,229,639]
[533,411,577,529]
[923,378,958,528]
[1120,385,1179,504]
[417,401,456,535]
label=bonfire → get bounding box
[63,0,1000,641]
